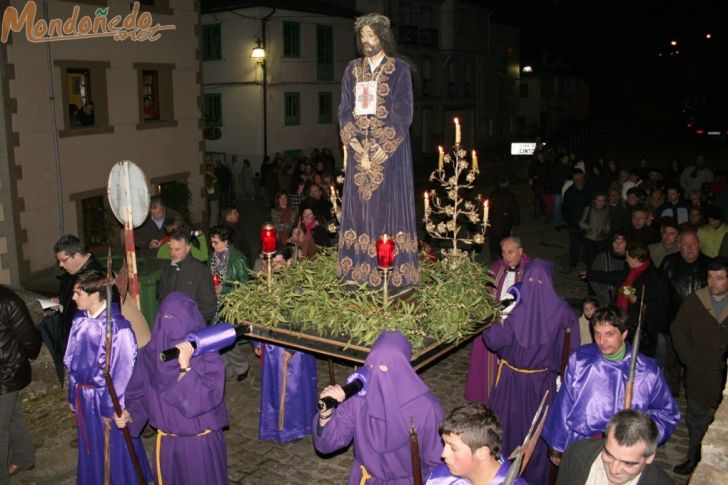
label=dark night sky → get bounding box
[484,0,727,78]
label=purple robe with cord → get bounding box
[64,303,153,485]
[337,56,420,288]
[313,331,444,484]
[542,343,679,453]
[253,342,318,443]
[483,259,580,485]
[465,254,532,404]
[123,292,229,485]
[426,461,528,485]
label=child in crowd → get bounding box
[578,297,598,346]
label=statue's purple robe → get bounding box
[465,254,532,403]
[337,56,420,288]
[254,342,318,443]
[313,331,444,484]
[123,292,229,485]
[542,343,679,453]
[426,461,528,485]
[64,303,153,485]
[483,259,580,485]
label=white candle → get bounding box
[438,146,444,171]
[454,118,461,145]
[342,144,348,172]
[483,199,489,230]
[472,150,479,173]
[424,191,430,221]
[330,185,338,211]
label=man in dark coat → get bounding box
[556,410,674,485]
[157,229,217,323]
[562,169,593,267]
[670,259,728,476]
[487,178,520,262]
[659,231,710,397]
[0,285,43,479]
[134,195,182,258]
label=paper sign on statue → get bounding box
[355,81,377,115]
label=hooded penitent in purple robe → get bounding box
[542,343,679,453]
[123,292,229,485]
[483,259,580,485]
[254,342,318,443]
[426,460,528,485]
[64,303,154,485]
[465,254,532,404]
[313,331,444,484]
[337,56,420,289]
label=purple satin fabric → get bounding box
[426,461,528,485]
[258,343,318,443]
[189,322,237,356]
[63,304,154,484]
[542,343,680,453]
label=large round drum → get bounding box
[107,160,150,228]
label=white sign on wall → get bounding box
[510,142,545,156]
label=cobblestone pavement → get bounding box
[13,182,690,484]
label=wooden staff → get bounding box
[409,416,423,485]
[104,251,112,485]
[103,257,147,485]
[624,286,646,410]
[560,326,572,378]
[504,390,550,485]
[122,162,141,309]
[278,353,290,431]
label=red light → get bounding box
[696,130,704,135]
[260,224,277,254]
[376,233,396,270]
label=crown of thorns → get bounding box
[354,13,390,31]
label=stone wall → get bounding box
[690,367,728,483]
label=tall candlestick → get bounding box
[483,199,489,230]
[438,146,444,171]
[472,150,479,173]
[454,118,461,145]
[424,191,430,221]
[342,144,348,172]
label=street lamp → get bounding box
[250,38,268,162]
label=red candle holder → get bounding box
[260,223,277,255]
[376,233,396,270]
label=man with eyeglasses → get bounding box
[556,410,674,484]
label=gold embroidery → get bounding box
[344,57,405,200]
[337,229,420,287]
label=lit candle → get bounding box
[472,150,479,173]
[454,118,461,145]
[424,191,430,221]
[483,199,489,230]
[330,185,338,212]
[438,146,444,171]
[342,144,348,172]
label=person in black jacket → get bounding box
[0,285,43,479]
[157,229,217,323]
[487,178,520,262]
[582,242,669,357]
[658,231,710,397]
[556,410,674,485]
[562,169,593,267]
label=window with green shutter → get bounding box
[202,24,221,61]
[284,92,300,126]
[283,22,300,58]
[316,25,333,81]
[318,92,332,124]
[204,93,222,128]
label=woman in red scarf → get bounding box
[583,242,669,357]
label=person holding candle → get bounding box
[208,224,250,382]
[337,13,420,289]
